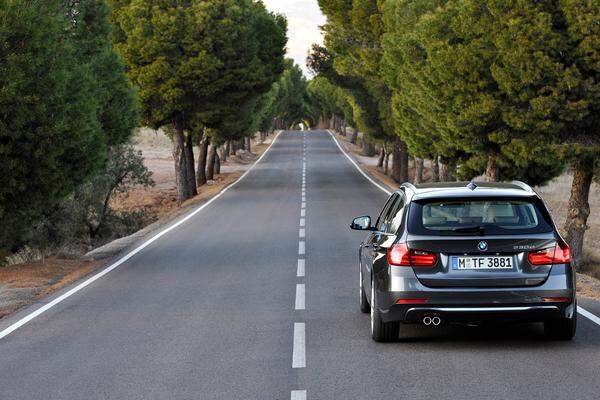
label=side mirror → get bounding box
[350,216,375,231]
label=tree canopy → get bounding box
[0,0,138,250]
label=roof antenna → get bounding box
[467,181,478,191]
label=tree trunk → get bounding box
[361,140,376,157]
[219,144,227,163]
[196,134,209,187]
[215,152,221,175]
[172,123,192,203]
[415,158,424,183]
[246,136,252,154]
[384,150,389,175]
[377,147,385,169]
[349,129,358,144]
[206,143,217,181]
[564,158,593,270]
[432,157,440,182]
[391,138,409,183]
[440,162,454,182]
[184,132,197,196]
[230,140,237,156]
[485,150,499,182]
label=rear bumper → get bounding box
[376,264,575,323]
[401,304,571,324]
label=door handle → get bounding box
[364,244,371,249]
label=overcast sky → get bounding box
[262,0,326,76]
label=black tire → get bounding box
[359,267,370,313]
[544,312,576,340]
[370,282,400,342]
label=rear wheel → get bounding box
[359,267,369,313]
[370,282,399,342]
[544,311,576,340]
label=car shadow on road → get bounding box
[394,321,598,349]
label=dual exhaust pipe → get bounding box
[423,316,442,326]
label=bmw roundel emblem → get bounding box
[478,241,488,251]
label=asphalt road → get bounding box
[0,130,599,400]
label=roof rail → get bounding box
[511,181,533,192]
[401,182,417,192]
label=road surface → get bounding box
[0,130,599,400]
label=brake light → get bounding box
[387,243,437,267]
[528,244,571,266]
[387,243,410,266]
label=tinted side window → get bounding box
[376,194,398,232]
[379,194,403,233]
[388,194,406,233]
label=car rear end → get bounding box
[380,191,576,338]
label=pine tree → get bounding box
[0,0,105,249]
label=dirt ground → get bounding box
[0,130,275,319]
[334,131,600,300]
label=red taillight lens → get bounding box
[528,244,571,266]
[387,243,411,266]
[553,245,571,263]
[387,243,437,267]
[410,250,437,266]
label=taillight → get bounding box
[387,243,410,266]
[528,244,571,266]
[387,243,437,267]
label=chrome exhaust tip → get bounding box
[432,317,441,326]
[423,317,432,325]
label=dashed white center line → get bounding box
[292,322,306,368]
[295,284,305,310]
[292,134,307,397]
[291,390,307,400]
[297,259,305,277]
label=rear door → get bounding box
[406,196,559,288]
[362,194,397,293]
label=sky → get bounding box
[262,0,326,76]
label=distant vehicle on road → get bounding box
[351,181,576,342]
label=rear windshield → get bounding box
[407,197,554,236]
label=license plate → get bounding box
[451,256,513,270]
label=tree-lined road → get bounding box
[0,131,599,400]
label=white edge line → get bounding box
[327,130,391,196]
[578,306,600,326]
[327,129,600,327]
[0,131,284,340]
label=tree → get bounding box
[0,0,136,251]
[111,0,287,201]
[381,0,599,266]
[314,1,410,183]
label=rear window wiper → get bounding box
[449,225,486,235]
